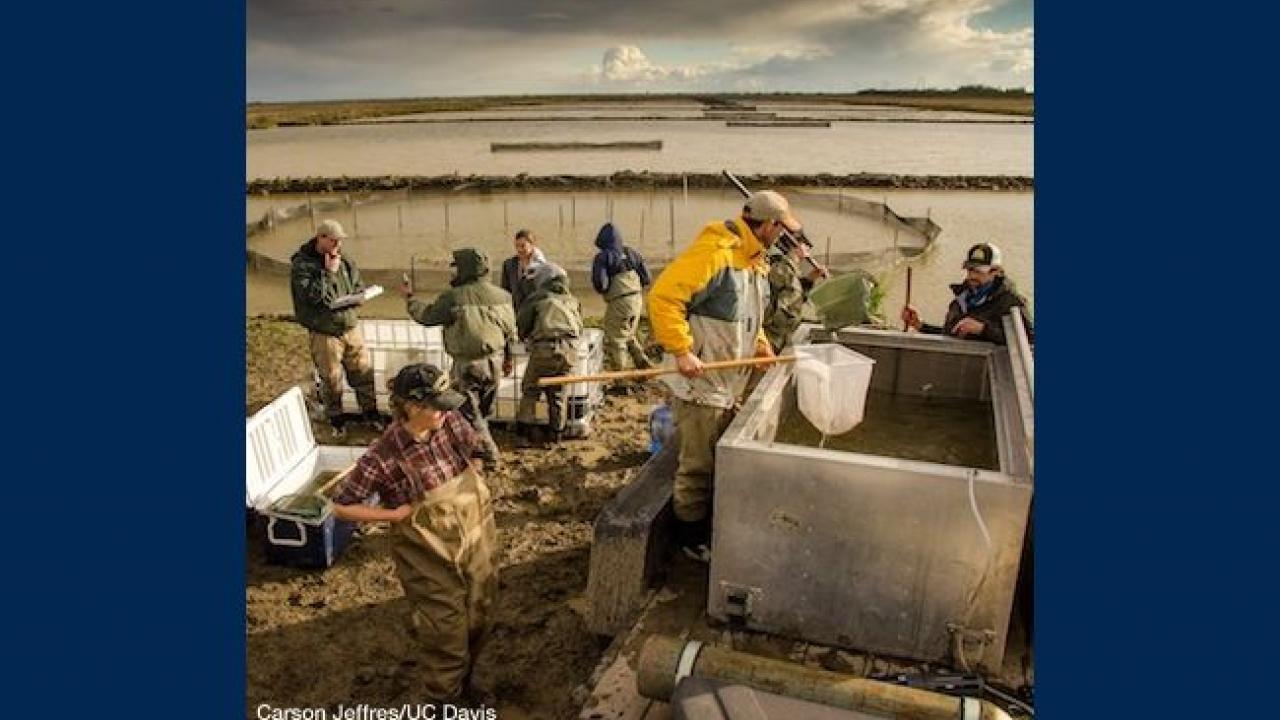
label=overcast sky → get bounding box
[248,0,1032,101]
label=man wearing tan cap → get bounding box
[647,189,797,561]
[289,218,384,437]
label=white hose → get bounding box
[954,468,996,671]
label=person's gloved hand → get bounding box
[900,305,922,330]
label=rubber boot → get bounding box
[514,422,534,449]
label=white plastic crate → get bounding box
[247,387,366,567]
[493,331,605,436]
[322,318,605,435]
[325,318,451,414]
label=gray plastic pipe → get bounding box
[636,634,1013,720]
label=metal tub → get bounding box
[707,326,1033,670]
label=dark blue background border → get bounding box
[7,2,1271,718]
[9,2,244,716]
[1036,3,1273,718]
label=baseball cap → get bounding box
[315,219,349,239]
[743,190,801,232]
[389,363,466,411]
[963,243,1003,271]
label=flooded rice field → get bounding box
[248,119,1032,179]
[246,188,1033,326]
[363,101,1028,124]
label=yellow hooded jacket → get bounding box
[647,217,770,409]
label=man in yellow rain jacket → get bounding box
[647,190,802,561]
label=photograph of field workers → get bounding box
[246,2,1034,718]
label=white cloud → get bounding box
[597,46,704,83]
[594,43,833,89]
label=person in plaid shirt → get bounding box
[330,363,498,705]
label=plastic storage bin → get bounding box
[808,270,877,331]
[325,319,606,437]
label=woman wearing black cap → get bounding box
[328,363,498,705]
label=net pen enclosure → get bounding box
[246,387,366,567]
[325,318,607,437]
[708,323,1033,671]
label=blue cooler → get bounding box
[246,387,366,568]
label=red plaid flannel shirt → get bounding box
[331,411,479,507]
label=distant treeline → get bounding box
[247,88,1033,128]
[857,85,1031,97]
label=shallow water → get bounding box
[244,187,1033,324]
[247,188,931,269]
[774,390,999,470]
[247,118,1032,179]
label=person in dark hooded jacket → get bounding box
[402,248,517,467]
[516,263,583,446]
[590,222,654,371]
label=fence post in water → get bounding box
[444,199,450,238]
[640,209,645,243]
[397,204,404,238]
[668,195,676,254]
[352,202,360,239]
[307,196,316,233]
[683,174,688,205]
[559,204,564,232]
[826,236,832,268]
[572,195,577,228]
[503,200,509,235]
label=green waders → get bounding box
[389,466,498,702]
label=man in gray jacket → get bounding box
[403,248,517,468]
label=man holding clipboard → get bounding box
[289,218,386,437]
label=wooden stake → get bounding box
[668,195,676,253]
[904,266,914,332]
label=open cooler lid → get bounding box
[246,387,317,508]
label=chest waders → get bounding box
[389,463,498,701]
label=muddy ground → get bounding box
[246,317,660,719]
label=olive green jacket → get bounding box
[290,239,363,337]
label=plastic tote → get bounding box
[326,318,607,438]
[793,344,876,439]
[808,270,877,331]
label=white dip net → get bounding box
[794,344,876,447]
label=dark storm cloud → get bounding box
[248,0,1032,99]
